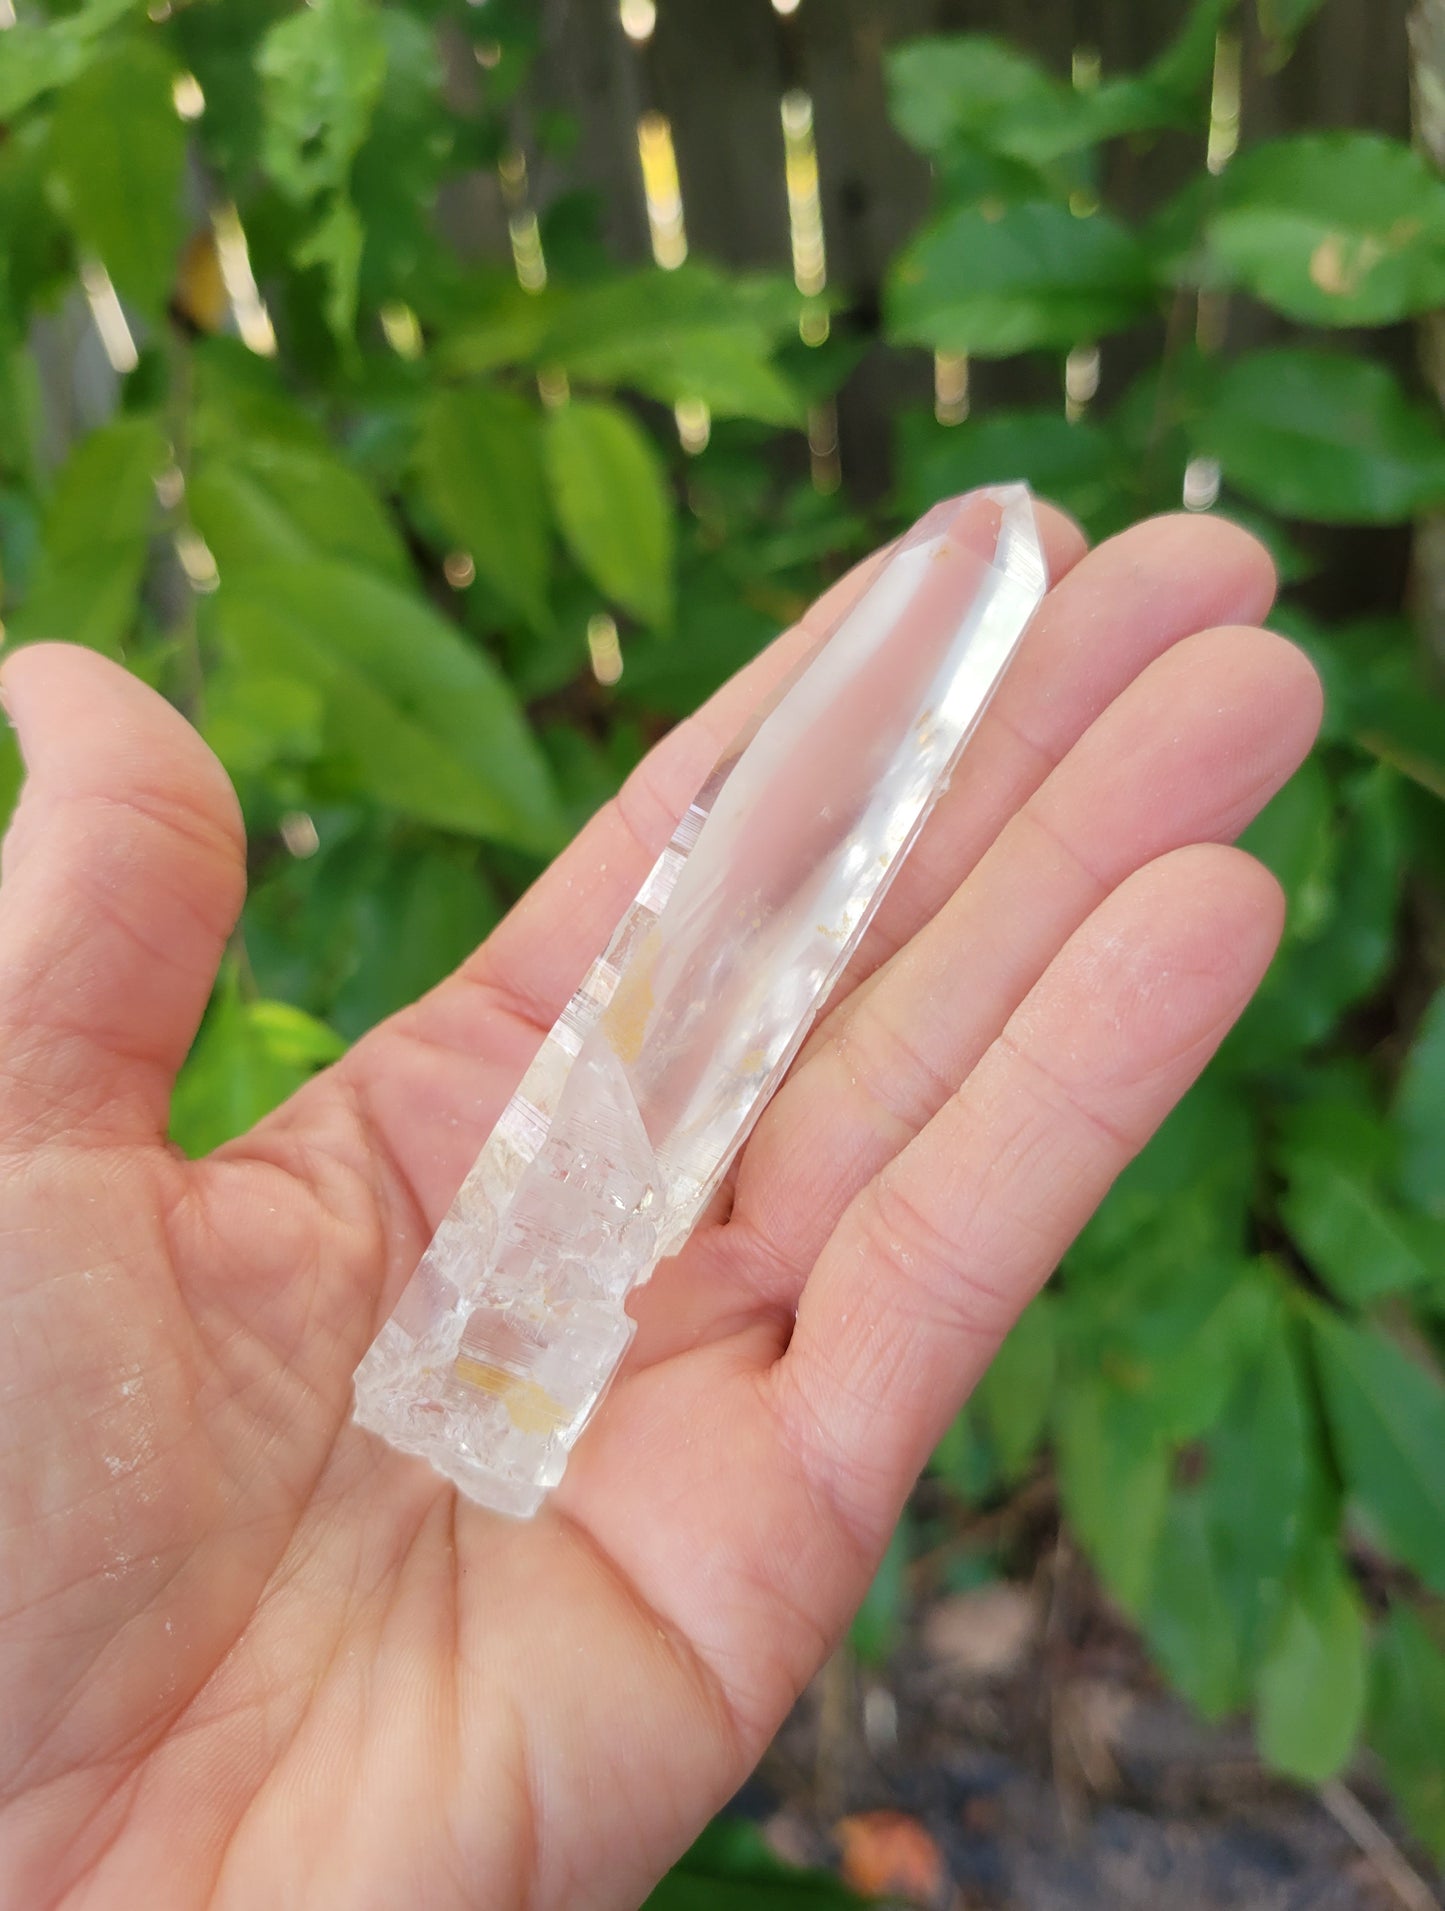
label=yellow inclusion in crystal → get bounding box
[453,1357,570,1436]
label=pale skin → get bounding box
[0,504,1322,1910]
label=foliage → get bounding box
[0,0,828,1109]
[644,1819,863,1910]
[881,0,1445,1862]
[1,0,1444,1887]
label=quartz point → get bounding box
[353,485,1049,1516]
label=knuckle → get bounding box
[857,1169,1021,1346]
[837,1001,956,1140]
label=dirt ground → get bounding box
[747,1535,1444,1911]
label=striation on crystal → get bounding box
[353,485,1050,1516]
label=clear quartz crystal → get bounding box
[353,485,1049,1515]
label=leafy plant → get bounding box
[644,1819,863,1910]
[0,0,829,1101]
[884,0,1445,1859]
[2,0,1444,1889]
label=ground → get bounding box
[742,1510,1442,1911]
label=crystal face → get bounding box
[353,486,1049,1516]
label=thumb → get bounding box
[0,644,245,1143]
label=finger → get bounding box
[335,502,1087,1221]
[733,625,1319,1292]
[771,843,1285,1561]
[0,644,245,1140]
[847,510,1276,987]
[624,624,1318,1361]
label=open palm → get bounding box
[0,506,1319,1910]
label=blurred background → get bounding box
[3,0,1445,1904]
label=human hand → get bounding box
[0,504,1320,1909]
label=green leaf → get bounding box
[0,724,22,843]
[0,0,139,120]
[208,558,564,852]
[171,0,291,187]
[1370,1606,1445,1858]
[414,384,551,632]
[887,5,1228,170]
[258,0,386,200]
[546,400,674,628]
[1207,135,1445,327]
[581,327,802,427]
[933,146,1058,208]
[930,1401,1001,1503]
[887,203,1156,357]
[1274,1073,1398,1183]
[1352,679,1445,804]
[885,37,1079,165]
[332,841,499,1040]
[1311,1309,1445,1595]
[1084,1263,1274,1451]
[349,8,451,304]
[541,717,640,833]
[442,266,804,425]
[201,668,325,781]
[189,439,411,583]
[1397,986,1445,1219]
[1238,752,1335,940]
[295,197,367,341]
[895,408,1123,533]
[1194,349,1445,523]
[189,336,332,454]
[430,278,555,377]
[1233,763,1406,1063]
[243,824,501,1040]
[850,1515,910,1668]
[1077,1073,1256,1265]
[1136,0,1238,103]
[976,1293,1056,1483]
[1280,1149,1443,1307]
[257,0,386,336]
[1055,7,1231,157]
[1257,0,1328,58]
[0,121,71,353]
[171,968,344,1157]
[1080,0,1236,149]
[616,573,777,720]
[1160,1278,1276,1445]
[1056,1371,1170,1615]
[547,268,803,425]
[1256,1543,1369,1783]
[9,415,165,654]
[648,1818,864,1909]
[1204,1319,1320,1669]
[1144,1488,1246,1720]
[48,35,185,318]
[1284,765,1405,1011]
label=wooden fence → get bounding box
[499,0,1417,581]
[532,0,1410,284]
